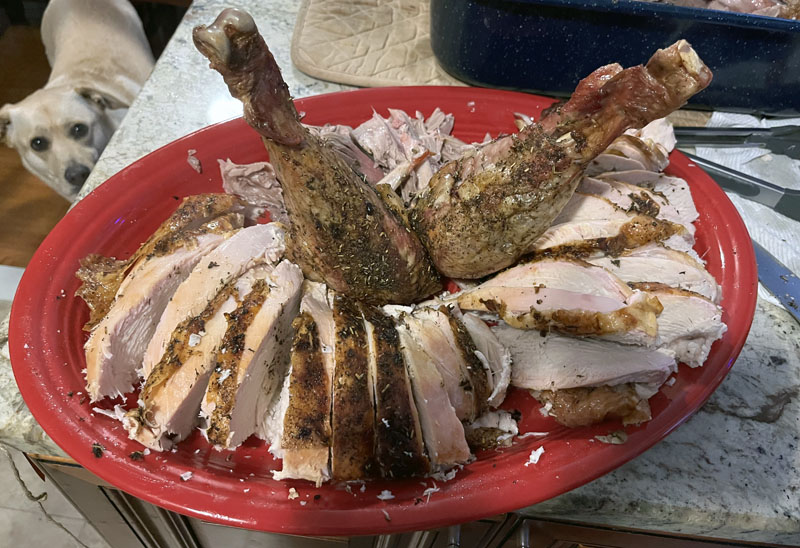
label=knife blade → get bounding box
[752,240,800,325]
[674,126,800,160]
[682,152,800,223]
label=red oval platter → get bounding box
[9,86,757,536]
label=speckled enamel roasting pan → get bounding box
[431,0,800,115]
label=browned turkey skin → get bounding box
[537,385,653,428]
[192,10,440,305]
[411,40,712,279]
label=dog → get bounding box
[0,0,154,201]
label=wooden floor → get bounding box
[0,26,71,267]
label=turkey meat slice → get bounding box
[597,170,698,232]
[458,311,512,408]
[361,304,430,479]
[587,134,670,175]
[551,193,635,225]
[631,282,727,367]
[143,223,287,378]
[202,260,303,449]
[329,293,378,480]
[495,323,675,390]
[270,281,335,485]
[632,118,676,155]
[399,306,490,422]
[122,265,266,451]
[551,191,695,245]
[577,176,694,235]
[586,153,648,174]
[589,243,721,303]
[77,194,247,332]
[531,215,694,257]
[84,208,243,401]
[396,318,471,470]
[453,258,663,346]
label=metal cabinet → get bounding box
[27,455,790,548]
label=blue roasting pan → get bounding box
[430,0,800,115]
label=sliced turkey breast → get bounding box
[122,266,266,451]
[496,323,675,390]
[203,260,303,449]
[552,193,633,225]
[399,306,489,422]
[329,293,378,480]
[586,153,649,174]
[458,311,512,408]
[361,304,430,479]
[578,177,693,235]
[453,258,663,346]
[531,215,693,257]
[586,120,674,176]
[634,118,676,154]
[597,171,698,230]
[444,308,494,414]
[84,214,241,402]
[608,134,670,171]
[631,282,727,367]
[77,194,247,332]
[396,319,471,469]
[143,223,286,378]
[535,383,657,427]
[589,244,721,303]
[271,281,335,485]
[271,312,331,485]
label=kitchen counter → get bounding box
[1,0,798,544]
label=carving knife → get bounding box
[752,240,800,325]
[682,152,800,223]
[675,126,800,160]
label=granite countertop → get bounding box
[1,0,798,543]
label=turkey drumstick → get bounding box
[193,9,440,304]
[412,40,712,279]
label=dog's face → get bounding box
[0,86,124,201]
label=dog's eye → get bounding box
[30,137,50,152]
[70,123,89,139]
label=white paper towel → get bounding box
[689,112,800,305]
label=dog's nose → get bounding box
[65,164,91,187]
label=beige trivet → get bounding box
[291,0,464,88]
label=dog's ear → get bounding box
[0,104,12,146]
[75,87,129,111]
